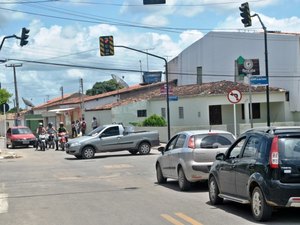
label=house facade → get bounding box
[168,31,300,116]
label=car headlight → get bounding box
[70,142,81,147]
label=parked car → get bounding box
[155,130,235,191]
[208,127,300,221]
[6,126,36,149]
[66,124,160,159]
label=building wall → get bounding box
[168,31,300,111]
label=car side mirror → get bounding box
[216,153,225,161]
[158,146,165,155]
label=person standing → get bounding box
[75,120,81,135]
[71,120,77,138]
[91,117,98,130]
[81,118,87,135]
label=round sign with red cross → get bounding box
[227,89,242,104]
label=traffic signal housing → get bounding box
[239,2,252,27]
[143,0,166,4]
[99,36,114,56]
[20,27,30,47]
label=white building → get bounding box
[168,31,300,115]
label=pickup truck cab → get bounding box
[66,124,160,159]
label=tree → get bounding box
[86,79,124,96]
[0,88,12,105]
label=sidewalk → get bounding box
[0,137,22,159]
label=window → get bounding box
[102,126,120,137]
[242,136,260,158]
[174,134,186,149]
[165,135,179,152]
[209,105,222,125]
[199,135,234,148]
[242,103,261,119]
[228,137,246,159]
[161,108,166,119]
[197,66,202,84]
[137,109,147,117]
[179,107,184,119]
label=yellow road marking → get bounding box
[175,212,203,225]
[161,214,185,225]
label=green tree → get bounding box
[142,114,166,127]
[0,88,12,105]
[86,79,124,96]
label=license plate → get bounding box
[23,140,29,144]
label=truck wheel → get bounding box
[178,168,191,191]
[156,163,167,184]
[251,187,272,221]
[81,146,95,159]
[138,142,151,155]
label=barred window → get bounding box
[137,110,147,117]
[179,107,184,119]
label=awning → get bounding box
[48,108,75,113]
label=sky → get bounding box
[0,0,300,109]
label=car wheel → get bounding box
[81,146,95,159]
[138,142,151,155]
[208,176,223,205]
[178,168,191,191]
[6,143,9,148]
[11,142,16,149]
[251,186,272,221]
[156,163,167,184]
[129,150,138,155]
[75,155,82,159]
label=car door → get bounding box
[159,135,179,177]
[218,136,246,196]
[96,126,121,152]
[168,134,187,178]
[235,135,260,198]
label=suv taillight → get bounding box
[270,135,279,169]
[188,136,195,149]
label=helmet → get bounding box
[39,122,43,126]
[59,122,64,127]
[48,122,53,127]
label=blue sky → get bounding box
[0,0,300,108]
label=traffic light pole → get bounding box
[253,13,271,126]
[0,35,19,51]
[114,45,171,140]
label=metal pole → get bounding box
[6,64,22,126]
[253,13,270,126]
[248,74,253,128]
[114,45,171,140]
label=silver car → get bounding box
[155,130,235,191]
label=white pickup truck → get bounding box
[66,124,160,159]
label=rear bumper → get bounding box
[266,181,300,207]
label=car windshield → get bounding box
[86,126,106,136]
[12,128,32,135]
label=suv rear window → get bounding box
[279,138,300,159]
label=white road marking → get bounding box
[0,184,8,214]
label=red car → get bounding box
[6,126,36,148]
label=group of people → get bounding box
[36,122,68,150]
[71,118,87,138]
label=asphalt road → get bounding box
[0,144,299,225]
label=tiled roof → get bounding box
[87,80,285,111]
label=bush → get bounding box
[142,114,166,127]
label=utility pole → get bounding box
[79,78,84,118]
[6,64,22,126]
[60,86,64,104]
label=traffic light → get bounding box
[99,36,114,56]
[20,27,30,47]
[239,2,252,27]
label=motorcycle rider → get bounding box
[35,122,47,150]
[47,122,59,150]
[58,122,69,142]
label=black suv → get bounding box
[208,127,300,221]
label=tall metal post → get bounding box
[254,13,270,126]
[6,64,22,126]
[114,45,171,140]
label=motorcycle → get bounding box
[37,134,47,151]
[58,132,67,151]
[47,133,56,149]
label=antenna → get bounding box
[111,74,129,88]
[22,97,34,107]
